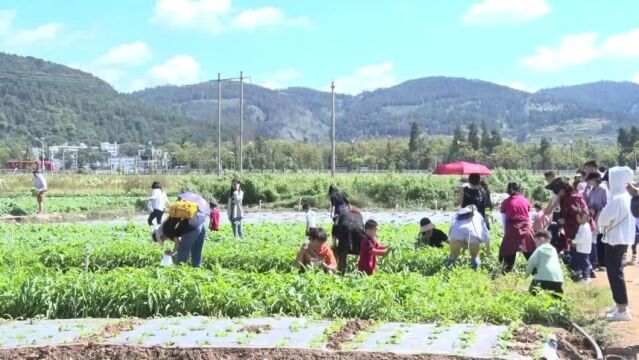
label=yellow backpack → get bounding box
[168,200,198,220]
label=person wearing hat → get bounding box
[416,218,448,248]
[583,172,608,270]
[499,182,536,272]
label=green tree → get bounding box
[468,122,480,151]
[480,121,491,152]
[408,122,421,153]
[539,137,553,169]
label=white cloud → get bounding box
[150,0,309,32]
[334,62,397,95]
[260,69,301,89]
[232,6,309,30]
[0,9,90,50]
[633,72,639,84]
[151,0,230,32]
[521,27,639,72]
[462,0,550,25]
[521,33,599,71]
[96,42,151,67]
[146,55,205,86]
[601,28,639,59]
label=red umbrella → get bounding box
[434,161,492,176]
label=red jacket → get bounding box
[358,234,388,275]
[209,208,220,231]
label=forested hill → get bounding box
[0,52,205,145]
[134,77,639,143]
[1,52,639,145]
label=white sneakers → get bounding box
[606,305,632,321]
[607,310,632,321]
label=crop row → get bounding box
[0,195,141,216]
[0,223,512,275]
[0,265,568,324]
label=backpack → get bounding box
[456,205,476,221]
[169,200,198,220]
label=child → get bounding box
[303,203,317,236]
[416,217,448,248]
[572,207,593,284]
[209,201,220,232]
[294,228,337,273]
[526,230,564,295]
[358,219,389,275]
[531,203,549,232]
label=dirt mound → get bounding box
[326,319,374,350]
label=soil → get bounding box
[326,319,374,350]
[509,326,544,356]
[0,346,482,360]
[79,319,141,344]
[554,328,596,360]
[238,324,273,334]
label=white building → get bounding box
[100,142,119,157]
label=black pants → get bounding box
[605,244,629,305]
[148,209,164,226]
[333,247,349,274]
[499,252,533,273]
[529,280,564,296]
[596,234,606,268]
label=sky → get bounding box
[1,0,638,94]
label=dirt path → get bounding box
[591,258,639,356]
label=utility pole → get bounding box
[239,71,244,173]
[217,74,222,176]
[331,81,336,177]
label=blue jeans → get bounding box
[573,251,591,280]
[176,224,206,267]
[232,220,243,238]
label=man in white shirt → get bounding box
[303,203,317,235]
[33,170,48,214]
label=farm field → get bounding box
[0,170,548,215]
[0,221,609,359]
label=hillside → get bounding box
[0,52,205,145]
[1,52,638,145]
[134,77,637,143]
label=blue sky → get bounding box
[1,0,638,94]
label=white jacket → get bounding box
[598,166,635,246]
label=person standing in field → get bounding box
[460,173,490,230]
[227,179,244,238]
[329,185,350,222]
[33,170,47,214]
[209,201,220,232]
[331,208,365,274]
[499,182,536,272]
[148,181,169,226]
[583,172,608,271]
[303,203,317,236]
[598,166,634,321]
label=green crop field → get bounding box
[0,170,550,215]
[0,222,608,329]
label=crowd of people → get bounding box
[30,160,638,322]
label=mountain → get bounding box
[134,77,638,143]
[0,52,206,146]
[535,81,639,116]
[1,51,638,146]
